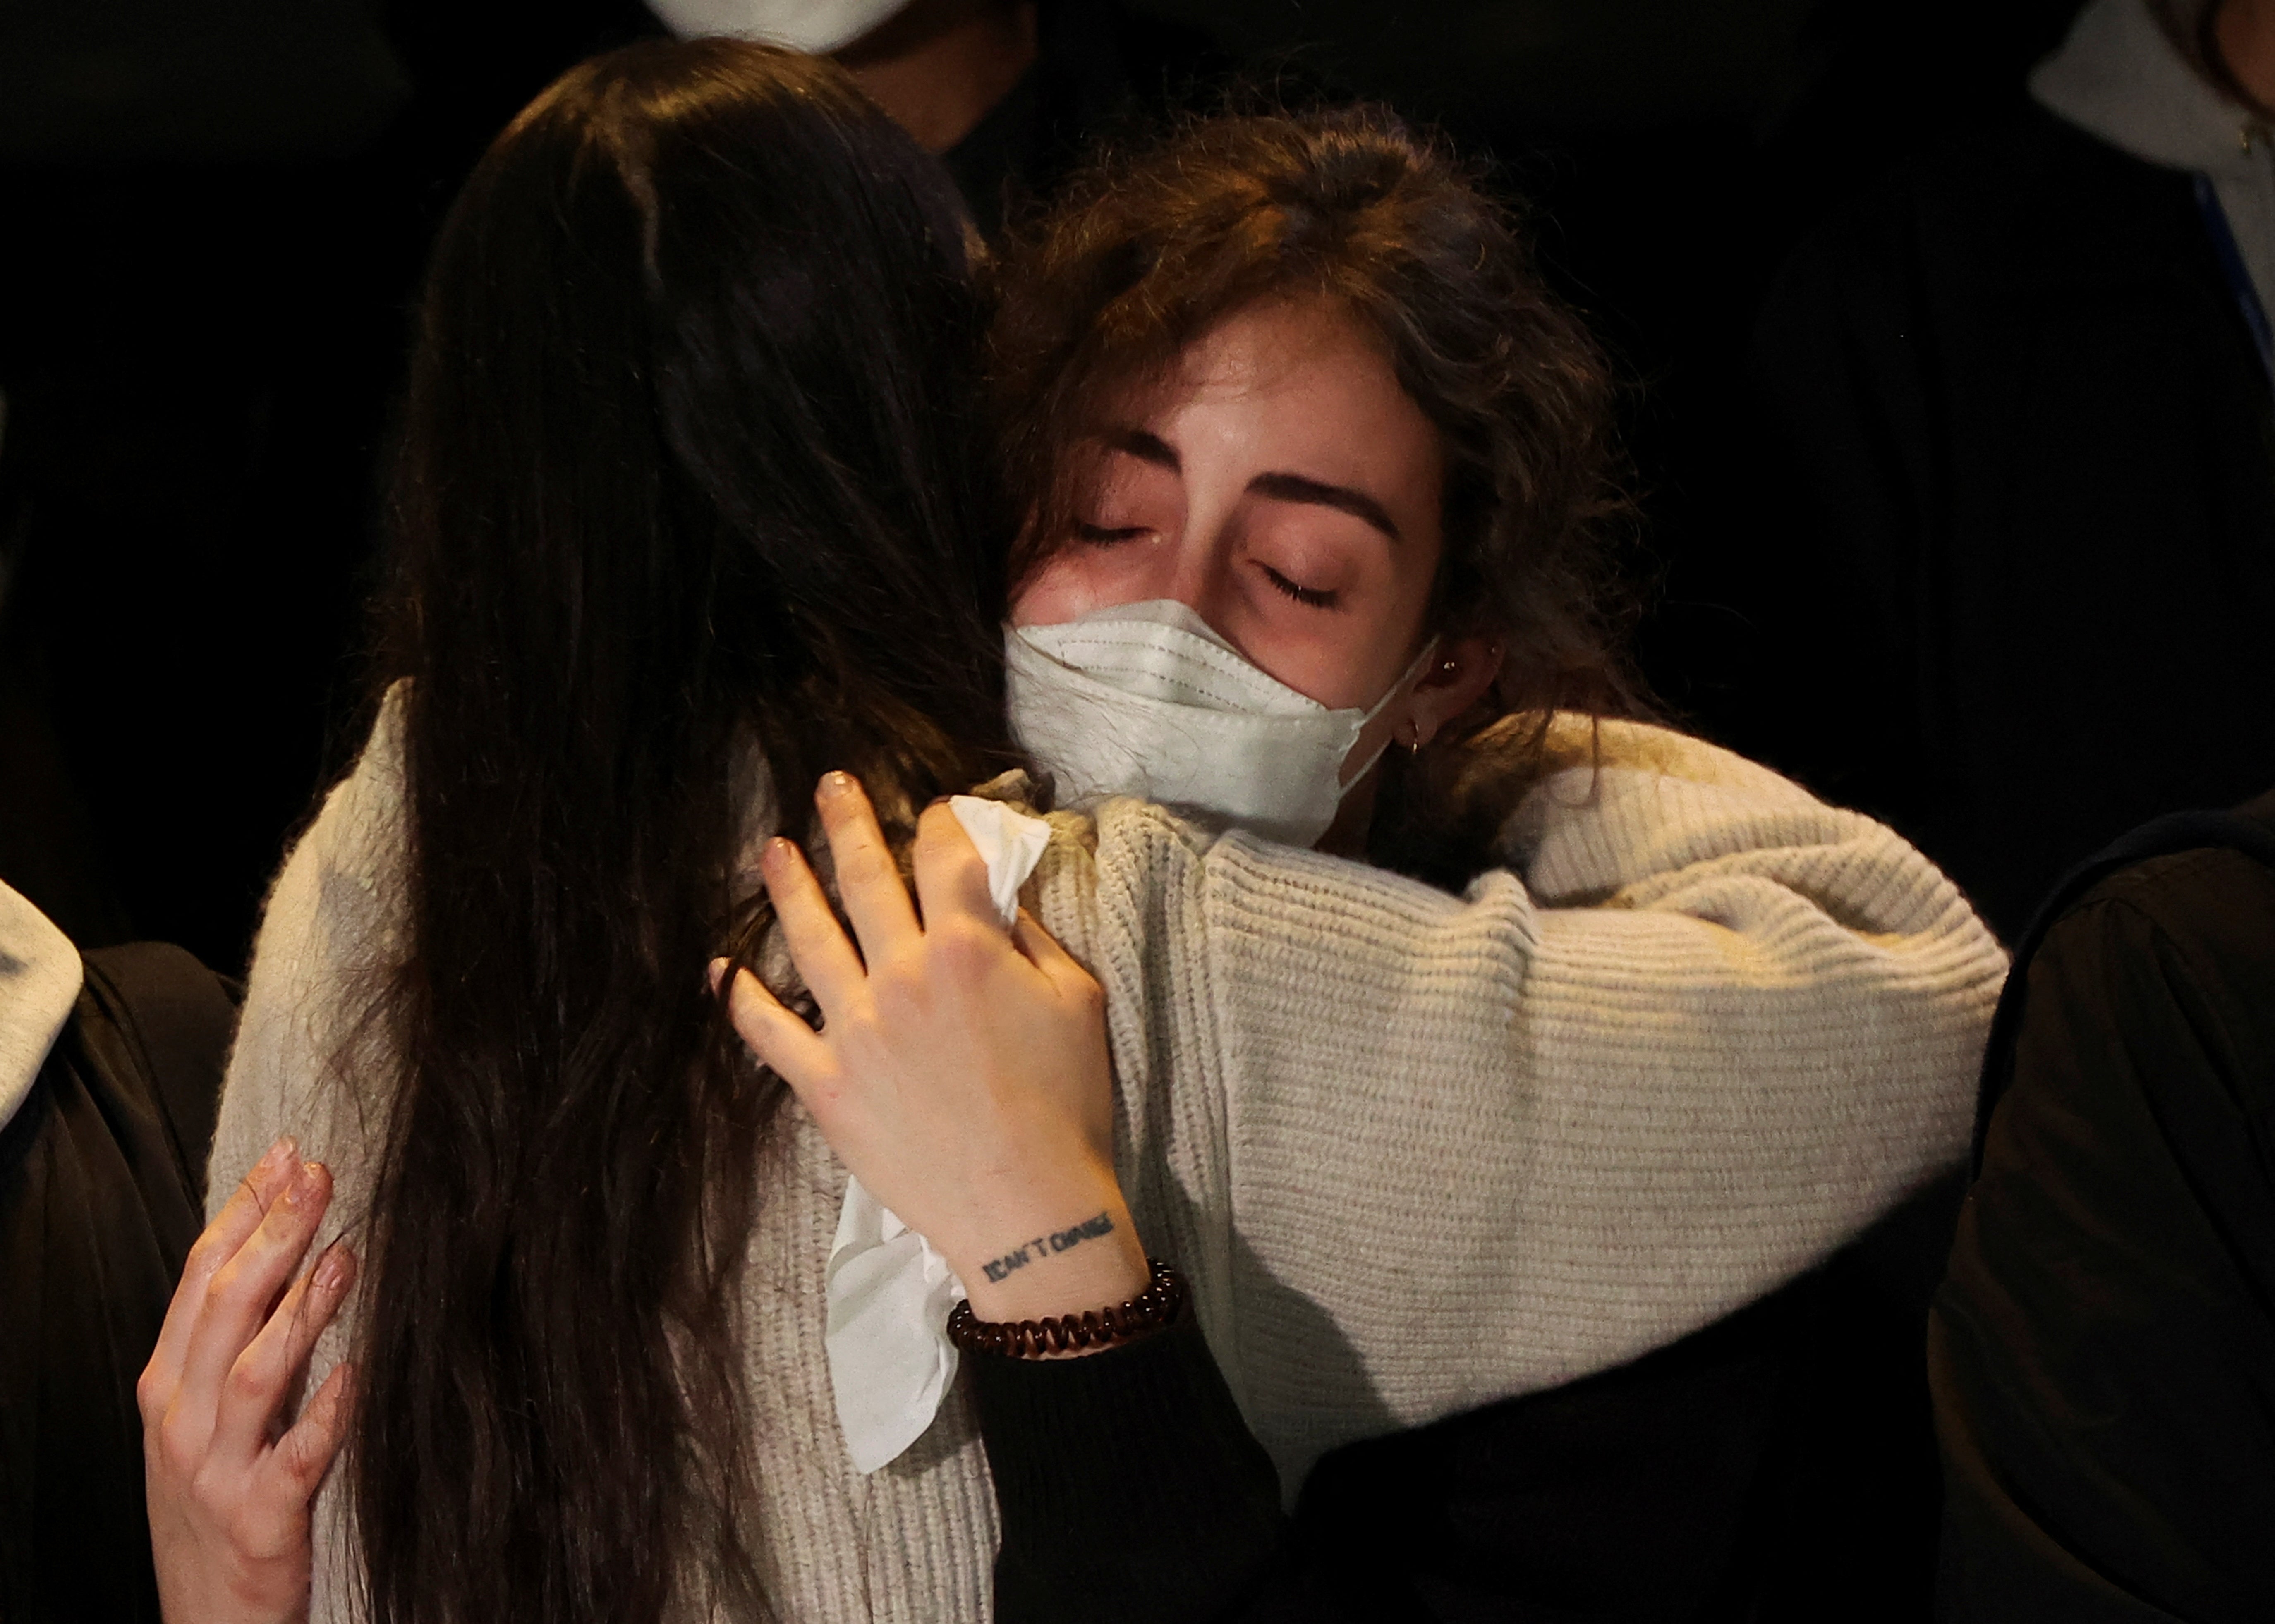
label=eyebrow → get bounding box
[1102,428,1180,467]
[1099,429,1404,544]
[1248,471,1403,544]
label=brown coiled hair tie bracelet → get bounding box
[946,1258,1185,1359]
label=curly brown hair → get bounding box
[987,103,1645,878]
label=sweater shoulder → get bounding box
[1493,716,1958,923]
[1048,711,1985,951]
[207,685,409,1220]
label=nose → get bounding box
[1157,525,1243,642]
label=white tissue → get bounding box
[948,795,1052,926]
[824,796,1054,1473]
[825,1178,967,1473]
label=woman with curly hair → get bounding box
[735,106,2005,1614]
[986,103,1643,881]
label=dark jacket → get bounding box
[976,1227,1959,1623]
[941,0,1223,239]
[1932,792,2275,1621]
[0,944,236,1624]
[1741,102,2275,939]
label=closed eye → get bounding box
[1262,564,1339,609]
[1076,522,1148,544]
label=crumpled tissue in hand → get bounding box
[823,795,1053,1473]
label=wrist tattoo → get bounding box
[979,1210,1115,1284]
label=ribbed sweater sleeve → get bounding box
[1040,715,2007,1489]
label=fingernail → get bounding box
[315,1244,352,1294]
[283,1161,321,1208]
[256,1136,297,1178]
[817,770,853,801]
[761,836,795,870]
[706,956,730,992]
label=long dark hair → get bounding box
[989,106,1644,880]
[355,39,1014,1624]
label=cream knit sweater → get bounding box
[209,694,2004,1623]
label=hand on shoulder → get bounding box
[141,1137,356,1624]
[720,773,1149,1328]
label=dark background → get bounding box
[0,0,2088,973]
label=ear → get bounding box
[1395,634,1504,750]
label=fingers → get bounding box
[718,964,834,1095]
[759,836,869,1013]
[174,1160,333,1439]
[912,801,1004,932]
[813,773,920,956]
[267,1360,355,1512]
[208,1242,358,1471]
[146,1137,298,1404]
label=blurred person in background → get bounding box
[647,0,1221,234]
[1933,784,2275,1621]
[1737,0,2275,941]
[0,879,234,1623]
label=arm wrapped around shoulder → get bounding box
[1049,715,2005,1488]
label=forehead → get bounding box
[1084,294,1442,517]
[1080,292,1446,558]
[1142,295,1406,418]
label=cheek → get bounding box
[1013,454,1185,626]
[1010,554,1096,626]
[1232,521,1434,709]
[1238,636,1368,710]
[1011,547,1152,626]
[1243,612,1413,710]
[1300,549,1439,709]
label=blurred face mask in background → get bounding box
[645,0,910,53]
[1006,599,1432,849]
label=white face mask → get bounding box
[1006,600,1433,849]
[645,0,910,53]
